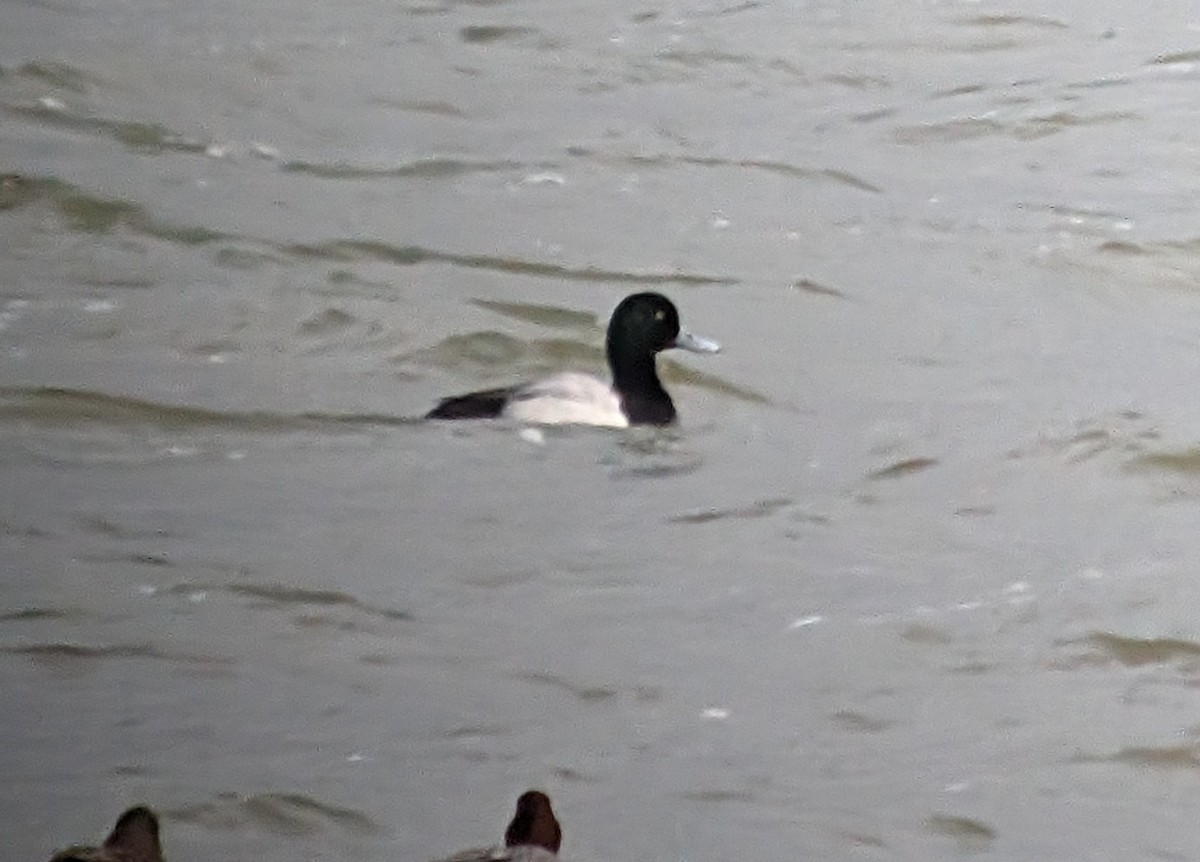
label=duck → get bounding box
[426,292,719,427]
[47,807,163,862]
[437,790,562,862]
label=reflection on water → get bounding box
[7,0,1200,860]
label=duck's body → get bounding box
[440,845,558,862]
[426,373,627,427]
[435,790,562,862]
[504,372,630,428]
[426,292,718,427]
[48,807,163,862]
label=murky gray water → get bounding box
[6,0,1200,859]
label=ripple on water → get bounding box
[285,239,738,286]
[3,62,279,164]
[221,581,412,621]
[791,278,854,300]
[609,457,704,481]
[666,363,770,406]
[602,431,704,481]
[899,623,955,646]
[1082,235,1200,296]
[5,87,208,155]
[1072,744,1200,771]
[595,151,883,193]
[442,723,508,741]
[0,519,53,539]
[667,496,792,525]
[1007,411,1157,466]
[469,299,598,332]
[1147,49,1200,66]
[459,25,540,45]
[0,386,416,432]
[0,607,74,623]
[365,97,467,117]
[511,670,620,703]
[954,14,1068,29]
[0,174,227,241]
[894,110,1139,144]
[679,788,757,804]
[81,551,173,568]
[1123,449,1200,502]
[213,246,287,271]
[864,456,939,481]
[140,577,412,634]
[0,173,44,210]
[1056,632,1200,669]
[165,792,378,836]
[4,173,738,294]
[1097,240,1149,256]
[296,307,357,336]
[830,709,896,733]
[4,642,235,671]
[926,814,996,853]
[7,60,103,92]
[401,331,564,375]
[280,156,534,180]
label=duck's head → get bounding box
[607,292,720,361]
[504,790,561,854]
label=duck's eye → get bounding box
[654,310,665,321]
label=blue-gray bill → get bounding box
[673,330,720,353]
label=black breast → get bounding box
[619,392,676,425]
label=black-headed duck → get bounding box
[427,292,719,427]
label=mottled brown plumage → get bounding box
[48,807,163,862]
[436,790,562,862]
[504,790,561,854]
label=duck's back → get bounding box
[437,846,557,862]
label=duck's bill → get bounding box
[672,330,721,353]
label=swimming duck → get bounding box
[48,807,163,862]
[437,790,562,862]
[426,292,719,427]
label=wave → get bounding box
[0,386,416,431]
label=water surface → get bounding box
[6,1,1200,860]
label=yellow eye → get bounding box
[655,310,665,321]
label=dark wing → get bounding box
[426,387,515,420]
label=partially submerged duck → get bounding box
[437,790,562,862]
[427,292,719,427]
[48,807,163,862]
